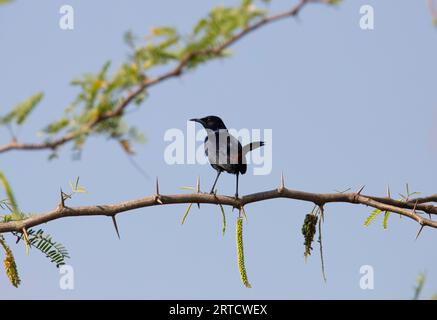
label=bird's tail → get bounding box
[242,141,265,156]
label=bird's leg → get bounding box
[210,170,222,194]
[235,173,239,199]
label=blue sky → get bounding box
[1,0,437,299]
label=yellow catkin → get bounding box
[0,238,21,288]
[236,217,251,288]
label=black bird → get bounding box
[190,116,264,198]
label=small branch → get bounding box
[367,195,437,216]
[1,186,437,234]
[406,194,437,204]
[0,0,313,155]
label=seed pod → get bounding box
[0,237,21,288]
[302,213,318,259]
[236,217,251,288]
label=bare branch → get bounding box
[2,185,437,234]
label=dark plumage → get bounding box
[190,115,264,198]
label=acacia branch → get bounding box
[1,182,437,234]
[0,0,313,155]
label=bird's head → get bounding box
[190,115,227,131]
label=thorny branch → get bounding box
[1,177,437,235]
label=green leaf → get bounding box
[181,203,193,225]
[14,229,70,268]
[15,92,44,124]
[69,177,87,194]
[327,0,343,4]
[0,171,25,220]
[43,118,70,134]
[180,0,266,69]
[0,92,44,125]
[218,203,226,236]
[364,208,382,227]
[383,211,390,230]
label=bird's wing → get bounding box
[206,131,243,166]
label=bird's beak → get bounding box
[190,118,204,125]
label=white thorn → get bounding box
[278,172,285,192]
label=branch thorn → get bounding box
[154,177,163,204]
[415,223,425,240]
[58,187,65,209]
[278,172,285,193]
[356,185,365,196]
[111,215,121,239]
[155,177,160,196]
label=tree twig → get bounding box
[0,0,313,155]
